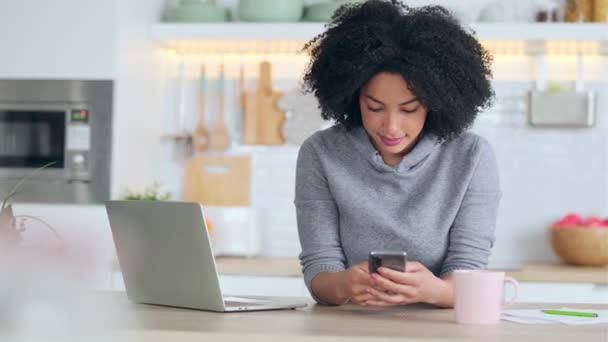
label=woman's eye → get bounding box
[367,107,383,112]
[401,106,419,114]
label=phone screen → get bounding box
[369,251,407,273]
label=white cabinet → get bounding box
[506,282,608,304]
[108,273,607,304]
[0,0,119,79]
[108,272,312,298]
[217,279,608,304]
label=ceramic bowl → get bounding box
[166,0,228,22]
[303,0,362,22]
[238,0,304,22]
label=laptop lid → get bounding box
[105,200,225,312]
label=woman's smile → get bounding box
[379,135,404,146]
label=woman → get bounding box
[295,0,501,308]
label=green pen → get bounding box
[541,309,598,318]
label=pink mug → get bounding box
[453,270,519,325]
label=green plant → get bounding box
[1,162,56,211]
[122,183,172,201]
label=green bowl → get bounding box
[303,0,362,22]
[238,0,304,22]
[166,2,228,22]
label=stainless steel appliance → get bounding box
[0,80,113,204]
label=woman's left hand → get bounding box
[364,261,453,307]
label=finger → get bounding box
[351,284,373,296]
[371,273,415,296]
[365,297,418,307]
[365,286,404,305]
[351,293,376,305]
[377,267,420,287]
[405,261,424,272]
[363,300,400,307]
[354,273,375,286]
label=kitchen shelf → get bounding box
[150,23,608,42]
[471,23,608,41]
[150,23,324,41]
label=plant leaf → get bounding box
[2,162,56,210]
[1,191,21,210]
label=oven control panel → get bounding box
[66,107,92,181]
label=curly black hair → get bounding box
[303,0,494,142]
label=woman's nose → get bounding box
[384,112,401,134]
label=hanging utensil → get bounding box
[528,53,595,127]
[171,53,193,158]
[232,63,246,145]
[209,63,231,151]
[193,64,210,152]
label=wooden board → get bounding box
[243,61,285,145]
[183,155,251,207]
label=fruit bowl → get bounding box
[549,214,608,266]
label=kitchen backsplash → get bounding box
[158,60,607,263]
[475,81,607,264]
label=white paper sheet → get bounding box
[501,307,608,325]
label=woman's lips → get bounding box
[380,136,404,146]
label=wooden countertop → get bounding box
[215,257,608,284]
[503,262,608,284]
[94,292,608,342]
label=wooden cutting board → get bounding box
[243,61,285,145]
[183,155,251,207]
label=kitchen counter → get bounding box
[86,292,608,342]
[215,257,608,284]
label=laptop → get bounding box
[105,200,308,312]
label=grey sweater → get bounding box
[294,125,501,302]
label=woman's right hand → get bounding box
[339,261,376,305]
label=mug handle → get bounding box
[503,276,519,308]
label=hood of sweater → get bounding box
[346,125,441,173]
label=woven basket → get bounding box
[550,226,608,266]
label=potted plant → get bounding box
[122,182,172,201]
[0,162,57,248]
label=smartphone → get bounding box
[368,251,407,274]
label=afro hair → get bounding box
[303,0,494,142]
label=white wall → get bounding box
[111,0,167,198]
[0,0,119,79]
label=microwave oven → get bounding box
[0,80,113,204]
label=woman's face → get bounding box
[359,72,427,166]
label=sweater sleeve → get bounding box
[440,137,502,277]
[294,141,346,304]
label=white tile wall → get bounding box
[159,58,608,263]
[475,81,608,264]
[249,146,300,256]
